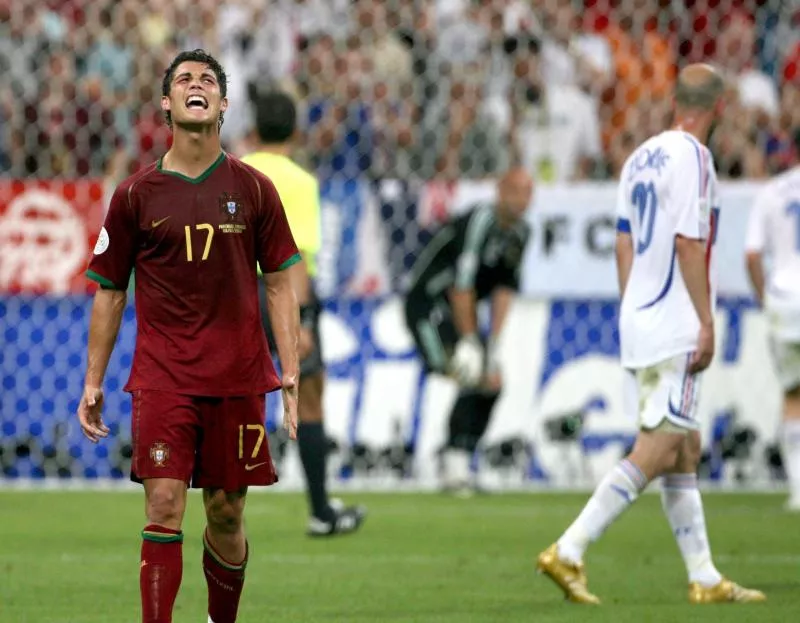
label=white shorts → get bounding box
[624,353,701,432]
[769,338,800,392]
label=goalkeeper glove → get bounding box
[450,335,484,387]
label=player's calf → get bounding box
[203,488,248,623]
[141,479,188,623]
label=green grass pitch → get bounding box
[1,491,798,622]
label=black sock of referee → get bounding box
[297,422,335,522]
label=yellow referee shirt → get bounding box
[241,151,321,277]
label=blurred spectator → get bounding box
[0,0,795,183]
[305,43,373,178]
[395,3,437,106]
[138,0,174,51]
[354,0,412,95]
[82,4,135,149]
[369,82,416,179]
[599,0,675,159]
[0,3,49,105]
[766,46,800,174]
[490,36,602,183]
[539,1,612,97]
[11,51,123,178]
[434,1,488,72]
[297,34,338,99]
[708,86,766,179]
[417,68,507,180]
[714,11,779,120]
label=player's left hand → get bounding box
[281,374,298,440]
[77,385,110,443]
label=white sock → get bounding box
[442,449,471,487]
[782,420,800,503]
[557,459,648,564]
[661,473,722,586]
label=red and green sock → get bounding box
[203,529,248,623]
[140,524,183,623]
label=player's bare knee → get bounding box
[204,488,246,534]
[145,484,186,526]
[630,431,684,479]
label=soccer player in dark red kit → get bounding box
[77,49,301,623]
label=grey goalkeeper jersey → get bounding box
[407,204,531,301]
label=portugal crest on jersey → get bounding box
[150,442,170,467]
[219,193,242,221]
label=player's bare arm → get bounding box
[615,232,634,297]
[450,287,479,337]
[675,234,714,372]
[265,268,300,439]
[78,288,126,442]
[745,251,765,307]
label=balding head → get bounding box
[497,166,534,224]
[675,63,725,111]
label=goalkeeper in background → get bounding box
[242,92,366,536]
[404,167,533,494]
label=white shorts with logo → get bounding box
[624,353,701,431]
[770,338,800,392]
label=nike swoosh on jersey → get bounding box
[244,462,267,471]
[151,216,171,228]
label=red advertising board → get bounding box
[0,180,107,294]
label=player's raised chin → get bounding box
[161,60,228,130]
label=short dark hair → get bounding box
[253,91,297,145]
[162,49,227,129]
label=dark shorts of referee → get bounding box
[258,279,324,378]
[404,290,458,375]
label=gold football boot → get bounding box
[688,578,766,604]
[536,543,601,605]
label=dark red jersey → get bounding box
[87,152,300,396]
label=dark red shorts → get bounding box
[130,390,278,491]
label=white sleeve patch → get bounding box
[93,227,109,255]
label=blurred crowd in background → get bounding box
[1,0,798,184]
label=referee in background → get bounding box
[243,92,366,536]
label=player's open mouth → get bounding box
[186,95,208,110]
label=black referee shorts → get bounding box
[258,279,325,378]
[404,291,458,375]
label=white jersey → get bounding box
[744,166,800,341]
[616,130,719,368]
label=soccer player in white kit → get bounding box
[745,163,800,511]
[536,64,766,605]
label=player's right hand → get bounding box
[450,335,484,387]
[689,323,715,373]
[281,374,298,441]
[77,385,110,443]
